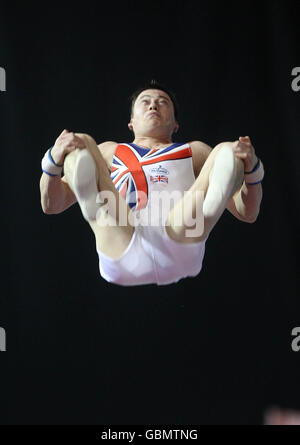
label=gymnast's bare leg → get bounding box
[166,142,244,243]
[63,134,134,260]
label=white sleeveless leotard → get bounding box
[97,142,206,286]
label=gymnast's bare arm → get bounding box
[226,136,263,222]
[40,129,115,214]
[191,137,263,223]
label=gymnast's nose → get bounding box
[149,101,158,111]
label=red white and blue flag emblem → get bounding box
[110,142,191,210]
[149,164,169,184]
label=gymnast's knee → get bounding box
[63,148,81,170]
[74,133,97,146]
[213,141,235,152]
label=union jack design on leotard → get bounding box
[110,142,192,210]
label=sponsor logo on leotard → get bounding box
[150,165,169,184]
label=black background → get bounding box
[0,0,299,425]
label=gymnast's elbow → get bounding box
[239,211,259,223]
[232,208,259,223]
[41,200,62,215]
[244,215,258,223]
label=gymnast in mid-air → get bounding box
[40,80,264,286]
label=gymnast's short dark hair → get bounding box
[129,79,179,121]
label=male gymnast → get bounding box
[40,80,264,286]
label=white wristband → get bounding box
[244,159,264,185]
[41,147,63,177]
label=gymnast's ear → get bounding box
[128,121,133,131]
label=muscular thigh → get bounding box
[69,133,136,259]
[165,142,242,244]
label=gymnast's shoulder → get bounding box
[97,141,118,169]
[188,140,212,175]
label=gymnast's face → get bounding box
[128,89,179,138]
